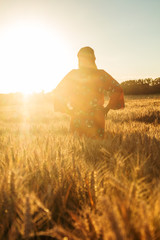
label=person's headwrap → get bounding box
[77,47,96,60]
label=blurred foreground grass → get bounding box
[0,95,160,240]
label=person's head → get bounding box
[77,46,97,69]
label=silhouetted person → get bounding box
[54,47,124,138]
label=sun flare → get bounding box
[0,21,73,94]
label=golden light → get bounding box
[0,20,73,94]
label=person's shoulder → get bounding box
[66,69,80,78]
[98,69,116,82]
[61,69,78,81]
[98,69,106,74]
[98,69,112,77]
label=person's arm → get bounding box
[53,70,74,114]
[101,71,125,115]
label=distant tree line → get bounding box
[121,77,160,95]
[0,77,160,106]
[0,92,52,106]
[0,93,23,106]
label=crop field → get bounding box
[0,95,160,240]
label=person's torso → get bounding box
[68,68,106,111]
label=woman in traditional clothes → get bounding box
[53,47,124,139]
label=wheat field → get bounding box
[0,95,160,240]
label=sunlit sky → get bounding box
[0,0,160,94]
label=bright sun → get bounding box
[0,21,73,94]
